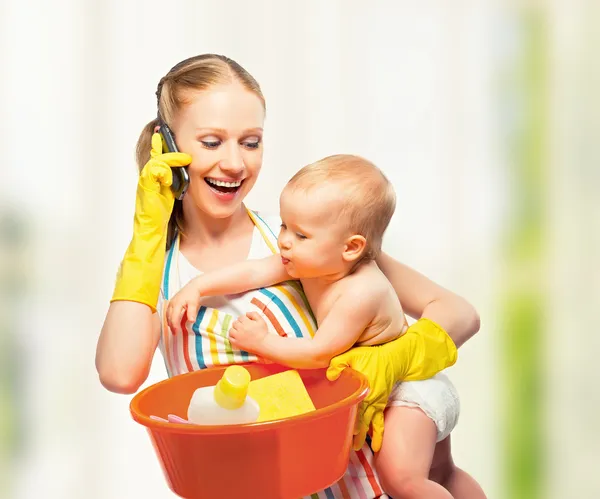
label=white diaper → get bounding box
[387,372,460,442]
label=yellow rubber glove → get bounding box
[111,133,192,311]
[326,318,457,452]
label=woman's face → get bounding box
[171,83,265,220]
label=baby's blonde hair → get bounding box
[286,155,396,262]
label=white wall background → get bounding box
[1,1,598,498]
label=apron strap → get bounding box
[246,208,279,255]
[162,235,179,301]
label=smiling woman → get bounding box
[161,82,265,244]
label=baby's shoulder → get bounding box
[340,263,389,302]
[353,261,389,288]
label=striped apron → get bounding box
[158,209,387,499]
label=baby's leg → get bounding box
[374,405,453,498]
[429,436,487,499]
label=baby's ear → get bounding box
[342,235,367,262]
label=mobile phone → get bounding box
[158,123,190,200]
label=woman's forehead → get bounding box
[177,84,265,132]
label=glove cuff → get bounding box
[110,235,167,312]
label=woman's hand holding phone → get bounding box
[111,133,192,311]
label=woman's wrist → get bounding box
[420,297,480,348]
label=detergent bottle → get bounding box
[187,365,260,425]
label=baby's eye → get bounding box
[295,233,307,240]
[280,223,287,230]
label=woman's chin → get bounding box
[204,201,244,219]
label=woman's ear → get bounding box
[342,235,367,263]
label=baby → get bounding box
[167,155,459,498]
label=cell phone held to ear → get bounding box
[158,123,190,200]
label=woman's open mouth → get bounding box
[204,177,244,196]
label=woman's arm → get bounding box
[95,301,160,394]
[326,252,480,452]
[97,133,191,394]
[111,133,191,312]
[377,252,480,348]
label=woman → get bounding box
[96,54,483,498]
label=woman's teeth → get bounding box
[205,178,242,188]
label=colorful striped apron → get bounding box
[158,209,387,499]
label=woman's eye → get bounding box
[201,140,221,149]
[242,140,261,149]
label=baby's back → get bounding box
[303,260,407,347]
[349,261,408,345]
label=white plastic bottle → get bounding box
[187,365,260,425]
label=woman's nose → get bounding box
[218,141,245,175]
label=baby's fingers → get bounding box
[166,301,185,334]
[173,304,187,334]
[246,311,260,321]
[186,301,199,324]
[165,300,175,332]
[229,327,239,346]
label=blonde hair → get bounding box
[135,54,266,248]
[286,155,396,262]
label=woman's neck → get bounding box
[180,204,251,247]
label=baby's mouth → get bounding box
[204,177,243,194]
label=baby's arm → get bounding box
[191,254,289,296]
[229,288,379,369]
[166,254,289,331]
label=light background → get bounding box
[1,1,598,498]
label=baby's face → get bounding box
[277,186,349,279]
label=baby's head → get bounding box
[278,155,396,278]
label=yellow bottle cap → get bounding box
[214,366,251,410]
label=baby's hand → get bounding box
[229,312,269,353]
[166,279,203,334]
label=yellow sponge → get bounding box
[247,370,316,422]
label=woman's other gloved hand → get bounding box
[326,318,457,452]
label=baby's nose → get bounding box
[278,237,291,249]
